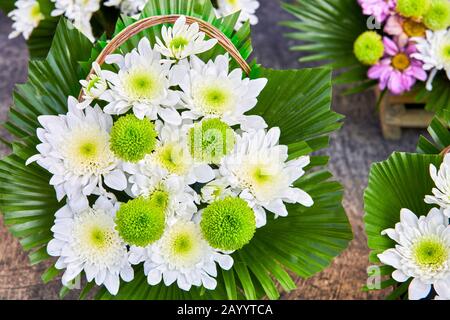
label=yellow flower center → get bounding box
[161,222,204,268]
[413,237,448,271]
[89,227,109,249]
[62,127,116,176]
[155,143,190,175]
[225,0,240,10]
[198,85,233,115]
[123,70,162,100]
[251,166,275,185]
[403,19,427,37]
[170,36,189,50]
[392,53,411,71]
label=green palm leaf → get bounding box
[364,152,442,299]
[416,75,450,118]
[282,0,371,90]
[0,0,351,300]
[417,110,450,154]
[0,0,15,13]
[4,18,93,141]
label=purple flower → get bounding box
[368,37,427,95]
[358,0,397,23]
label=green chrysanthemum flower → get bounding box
[200,197,256,251]
[423,0,450,30]
[115,197,165,247]
[353,31,385,65]
[110,114,157,162]
[188,118,236,164]
[397,0,431,18]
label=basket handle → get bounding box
[440,146,450,157]
[78,14,251,101]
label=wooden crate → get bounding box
[376,88,433,140]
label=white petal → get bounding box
[434,278,450,299]
[215,254,234,270]
[400,208,419,227]
[47,239,64,256]
[201,274,217,290]
[193,164,215,183]
[264,199,288,217]
[104,273,120,295]
[120,265,134,282]
[163,270,178,286]
[378,249,402,269]
[147,269,163,285]
[408,278,431,300]
[392,270,409,283]
[104,169,127,191]
[158,107,182,125]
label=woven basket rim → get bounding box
[78,14,251,102]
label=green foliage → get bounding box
[0,0,17,14]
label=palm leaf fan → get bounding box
[0,0,352,300]
[364,152,443,299]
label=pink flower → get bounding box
[368,37,427,95]
[384,14,427,47]
[358,0,397,23]
[384,15,409,47]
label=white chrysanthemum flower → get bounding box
[220,127,313,227]
[51,0,100,42]
[128,219,233,291]
[47,197,134,295]
[104,0,147,17]
[216,0,260,30]
[201,177,236,204]
[8,0,44,40]
[378,208,450,300]
[123,162,199,222]
[51,0,100,18]
[26,97,127,211]
[134,121,215,185]
[77,62,108,110]
[154,15,218,61]
[172,54,268,131]
[425,154,450,217]
[413,30,450,90]
[101,37,182,125]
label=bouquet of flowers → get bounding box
[283,0,450,114]
[0,0,351,299]
[1,0,260,58]
[364,110,450,300]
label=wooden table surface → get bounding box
[0,1,423,299]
